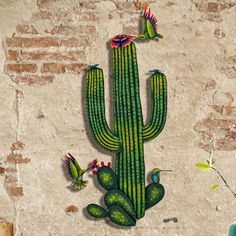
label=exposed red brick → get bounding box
[0,166,5,175]
[5,167,17,173]
[66,63,88,73]
[207,3,219,12]
[8,187,23,197]
[194,2,236,13]
[7,50,20,61]
[62,37,89,47]
[6,37,61,48]
[225,131,236,140]
[16,24,38,34]
[6,37,22,47]
[202,119,236,129]
[225,105,233,115]
[11,141,25,151]
[216,139,236,151]
[15,75,54,86]
[211,105,223,114]
[66,205,78,213]
[21,51,84,61]
[5,64,37,73]
[42,63,66,73]
[195,116,236,151]
[7,154,30,164]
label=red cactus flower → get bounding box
[89,159,98,170]
[91,161,112,175]
[111,34,134,48]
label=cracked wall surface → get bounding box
[0,0,235,235]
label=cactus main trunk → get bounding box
[113,43,145,219]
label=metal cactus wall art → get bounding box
[84,8,169,226]
[63,7,169,226]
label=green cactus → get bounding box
[87,204,108,218]
[96,166,117,191]
[87,165,137,226]
[85,35,167,225]
[145,183,165,209]
[104,189,136,220]
[108,205,136,226]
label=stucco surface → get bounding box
[0,0,235,235]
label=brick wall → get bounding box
[0,0,235,235]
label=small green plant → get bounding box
[195,151,236,198]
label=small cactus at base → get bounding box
[104,189,136,220]
[108,205,136,226]
[93,163,117,191]
[145,183,165,210]
[87,163,137,226]
[87,204,108,218]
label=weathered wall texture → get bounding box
[0,0,235,235]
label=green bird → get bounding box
[64,153,98,190]
[137,8,163,40]
[151,168,172,183]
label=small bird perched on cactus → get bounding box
[151,168,172,183]
[137,8,163,40]
[64,153,97,190]
[145,168,172,210]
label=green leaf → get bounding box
[195,162,211,170]
[210,184,220,190]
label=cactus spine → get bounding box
[86,35,167,220]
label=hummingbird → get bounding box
[151,168,172,183]
[148,69,163,74]
[64,153,97,190]
[88,64,99,70]
[137,8,164,41]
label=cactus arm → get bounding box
[143,72,167,142]
[86,68,121,152]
